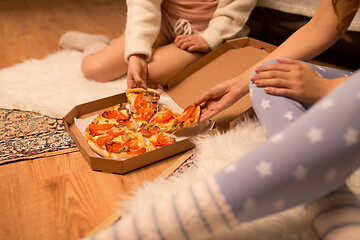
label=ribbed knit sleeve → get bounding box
[199,0,257,50]
[125,0,163,62]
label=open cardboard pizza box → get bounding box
[64,37,276,174]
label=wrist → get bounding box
[129,54,146,61]
[233,73,250,92]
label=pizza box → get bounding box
[64,37,276,174]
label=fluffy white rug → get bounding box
[118,117,360,240]
[0,50,127,119]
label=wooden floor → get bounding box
[0,1,187,239]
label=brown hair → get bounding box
[332,0,360,36]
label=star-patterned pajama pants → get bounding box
[214,59,359,223]
[84,63,360,240]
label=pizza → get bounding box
[85,88,201,159]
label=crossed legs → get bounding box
[59,31,203,86]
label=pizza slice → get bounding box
[126,88,161,126]
[176,104,201,130]
[150,105,180,133]
[85,103,133,137]
[87,126,147,159]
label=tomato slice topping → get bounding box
[89,123,115,135]
[106,141,124,153]
[182,104,197,120]
[116,119,131,126]
[128,147,146,154]
[124,136,147,154]
[96,135,113,147]
[134,93,148,114]
[124,137,139,149]
[156,133,175,146]
[102,110,128,121]
[106,128,125,138]
[151,109,174,123]
[150,126,161,135]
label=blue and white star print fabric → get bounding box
[249,59,353,137]
[215,61,360,223]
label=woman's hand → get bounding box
[127,54,148,89]
[194,75,249,122]
[251,59,344,104]
[174,35,210,53]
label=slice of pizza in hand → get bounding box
[176,104,201,130]
[126,88,161,126]
[149,132,176,151]
[150,105,180,133]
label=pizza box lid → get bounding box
[64,37,276,174]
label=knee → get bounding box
[147,66,168,87]
[81,55,107,82]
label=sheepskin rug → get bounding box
[0,50,127,119]
[118,117,360,240]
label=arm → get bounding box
[199,0,257,50]
[124,0,163,62]
[245,0,356,77]
[125,0,162,88]
[174,0,257,53]
[251,59,348,104]
[195,0,357,121]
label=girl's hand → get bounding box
[127,54,148,89]
[194,75,248,122]
[251,59,344,104]
[174,35,210,53]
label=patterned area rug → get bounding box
[0,108,77,164]
[169,154,196,177]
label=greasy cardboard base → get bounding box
[64,37,276,174]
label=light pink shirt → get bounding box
[161,0,219,40]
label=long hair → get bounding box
[332,0,360,36]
